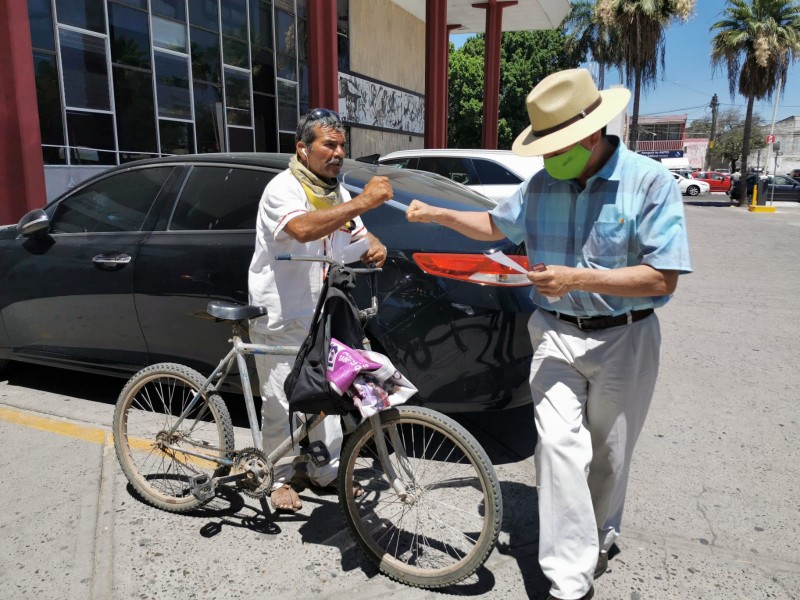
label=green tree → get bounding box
[710,0,800,205]
[562,1,621,89]
[687,109,766,171]
[597,0,696,148]
[448,30,579,149]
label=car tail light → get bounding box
[413,253,532,287]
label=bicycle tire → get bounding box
[113,363,235,513]
[339,405,502,588]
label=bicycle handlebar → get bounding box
[275,253,383,275]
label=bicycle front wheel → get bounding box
[339,405,502,589]
[113,363,235,512]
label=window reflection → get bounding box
[275,10,296,80]
[113,67,157,152]
[225,68,251,126]
[277,79,297,131]
[152,0,186,21]
[55,0,105,34]
[155,52,192,119]
[249,0,273,50]
[28,0,55,51]
[221,0,248,39]
[159,120,195,154]
[190,26,221,84]
[66,111,117,165]
[153,16,187,53]
[109,3,151,68]
[189,0,219,31]
[194,82,224,153]
[33,52,64,147]
[223,37,248,68]
[60,29,110,110]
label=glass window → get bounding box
[225,68,251,126]
[221,0,247,39]
[194,82,224,153]
[337,32,350,72]
[253,93,277,152]
[111,0,147,7]
[278,131,294,153]
[42,147,67,165]
[297,17,307,61]
[51,167,174,234]
[189,0,219,31]
[113,67,157,152]
[66,111,116,165]
[381,158,415,169]
[228,127,254,152]
[277,80,297,132]
[154,52,191,119]
[252,46,275,94]
[55,0,105,33]
[249,0,273,50]
[152,0,186,21]
[108,2,151,68]
[152,16,187,52]
[298,61,308,115]
[190,26,221,84]
[473,159,522,185]
[417,157,479,186]
[170,167,274,230]
[159,120,195,154]
[28,0,55,51]
[59,29,110,110]
[275,9,297,80]
[223,37,249,67]
[33,51,64,146]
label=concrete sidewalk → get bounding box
[1,201,799,599]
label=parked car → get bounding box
[0,154,536,413]
[716,168,731,175]
[378,149,543,202]
[691,171,731,193]
[671,172,710,196]
[729,174,800,202]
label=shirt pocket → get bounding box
[583,220,629,269]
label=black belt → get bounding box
[544,308,654,331]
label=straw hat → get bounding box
[512,68,631,157]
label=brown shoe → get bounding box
[547,588,594,600]
[595,552,608,579]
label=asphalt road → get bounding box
[1,199,798,600]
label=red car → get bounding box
[692,171,731,193]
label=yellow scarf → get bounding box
[288,154,343,212]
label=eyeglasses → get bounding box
[306,108,341,122]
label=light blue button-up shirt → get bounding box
[490,137,693,317]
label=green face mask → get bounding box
[544,143,592,180]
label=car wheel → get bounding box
[0,359,8,375]
[687,185,700,196]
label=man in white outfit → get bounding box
[248,108,392,511]
[406,69,692,599]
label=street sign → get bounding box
[766,134,775,143]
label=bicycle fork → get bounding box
[366,413,417,505]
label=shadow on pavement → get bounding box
[2,360,124,405]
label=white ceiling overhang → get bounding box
[390,0,571,33]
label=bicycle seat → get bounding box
[207,301,267,321]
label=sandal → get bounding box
[270,483,302,512]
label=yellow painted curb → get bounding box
[747,206,776,213]
[0,405,107,444]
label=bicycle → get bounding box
[112,255,502,589]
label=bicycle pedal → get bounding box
[307,441,331,467]
[189,473,215,502]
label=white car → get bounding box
[378,149,543,202]
[672,172,709,196]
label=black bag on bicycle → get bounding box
[284,264,365,417]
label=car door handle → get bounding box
[92,253,132,266]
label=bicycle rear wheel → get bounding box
[113,363,235,512]
[339,405,502,588]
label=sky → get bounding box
[451,0,800,127]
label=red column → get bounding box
[425,0,448,149]
[474,1,517,149]
[0,1,46,223]
[307,0,338,110]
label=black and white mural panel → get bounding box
[338,72,424,135]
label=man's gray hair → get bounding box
[295,113,344,145]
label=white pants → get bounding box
[528,309,661,599]
[251,321,342,489]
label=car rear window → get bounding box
[169,165,275,231]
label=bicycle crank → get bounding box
[230,447,273,498]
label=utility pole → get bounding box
[707,93,719,170]
[764,77,783,178]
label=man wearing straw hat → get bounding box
[407,68,692,600]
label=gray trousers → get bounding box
[528,309,661,599]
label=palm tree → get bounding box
[710,0,800,206]
[597,0,696,148]
[562,1,620,89]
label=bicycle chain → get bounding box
[232,447,274,498]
